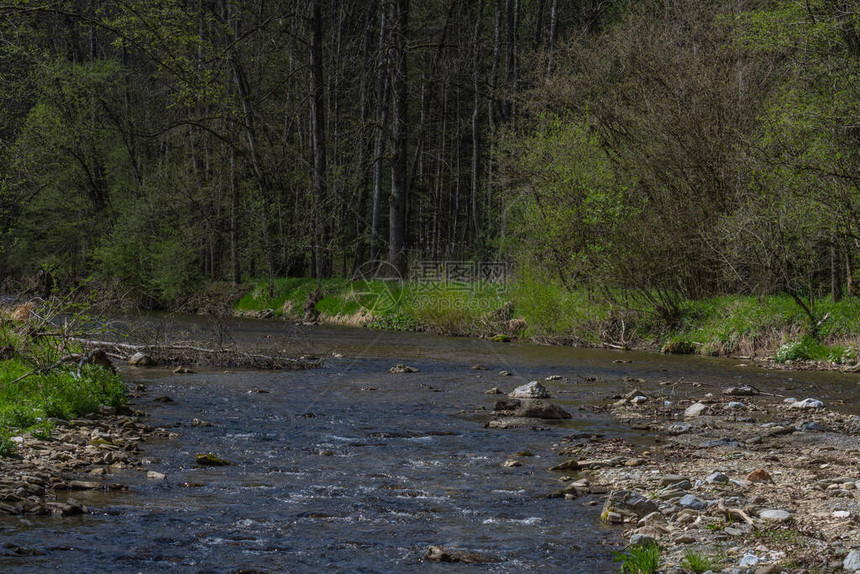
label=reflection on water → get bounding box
[2,318,858,572]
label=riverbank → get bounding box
[571,380,860,572]
[479,372,860,572]
[234,277,860,368]
[0,303,170,521]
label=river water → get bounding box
[2,317,859,573]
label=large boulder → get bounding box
[513,399,571,419]
[128,352,157,367]
[509,381,550,399]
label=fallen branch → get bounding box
[5,354,81,386]
[68,338,322,370]
[716,498,755,528]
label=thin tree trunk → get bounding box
[309,0,330,277]
[546,0,558,76]
[370,1,389,263]
[471,0,485,240]
[230,143,241,284]
[389,0,409,276]
[832,234,843,302]
[351,0,378,274]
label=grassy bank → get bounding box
[236,277,860,365]
[0,307,127,456]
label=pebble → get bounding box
[684,403,708,418]
[746,469,773,483]
[706,472,729,484]
[739,554,761,567]
[844,550,860,571]
[758,509,792,522]
[678,494,707,510]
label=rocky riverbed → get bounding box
[529,379,860,573]
[0,406,173,527]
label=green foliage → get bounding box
[0,314,127,456]
[0,434,17,458]
[775,336,853,364]
[681,549,718,574]
[613,542,661,574]
[501,114,637,288]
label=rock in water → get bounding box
[424,546,501,564]
[509,381,550,399]
[128,352,157,367]
[196,453,232,466]
[513,399,572,419]
[389,364,419,373]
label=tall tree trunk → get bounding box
[309,0,330,277]
[832,234,843,302]
[351,0,378,274]
[370,1,389,263]
[230,143,241,285]
[389,0,409,276]
[471,0,485,241]
[545,0,558,76]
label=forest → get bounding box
[0,0,858,325]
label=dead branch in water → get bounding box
[69,338,322,370]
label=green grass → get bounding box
[0,320,127,457]
[613,542,661,574]
[235,275,860,363]
[681,549,719,573]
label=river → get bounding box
[1,316,858,573]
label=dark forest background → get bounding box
[0,0,858,312]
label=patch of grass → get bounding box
[774,335,853,364]
[233,273,860,362]
[403,283,507,336]
[613,542,661,574]
[681,549,718,573]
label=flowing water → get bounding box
[2,317,859,573]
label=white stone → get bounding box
[789,398,824,409]
[739,554,761,567]
[844,550,860,572]
[759,509,792,522]
[833,511,851,519]
[684,402,708,418]
[509,381,550,399]
[146,471,166,480]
